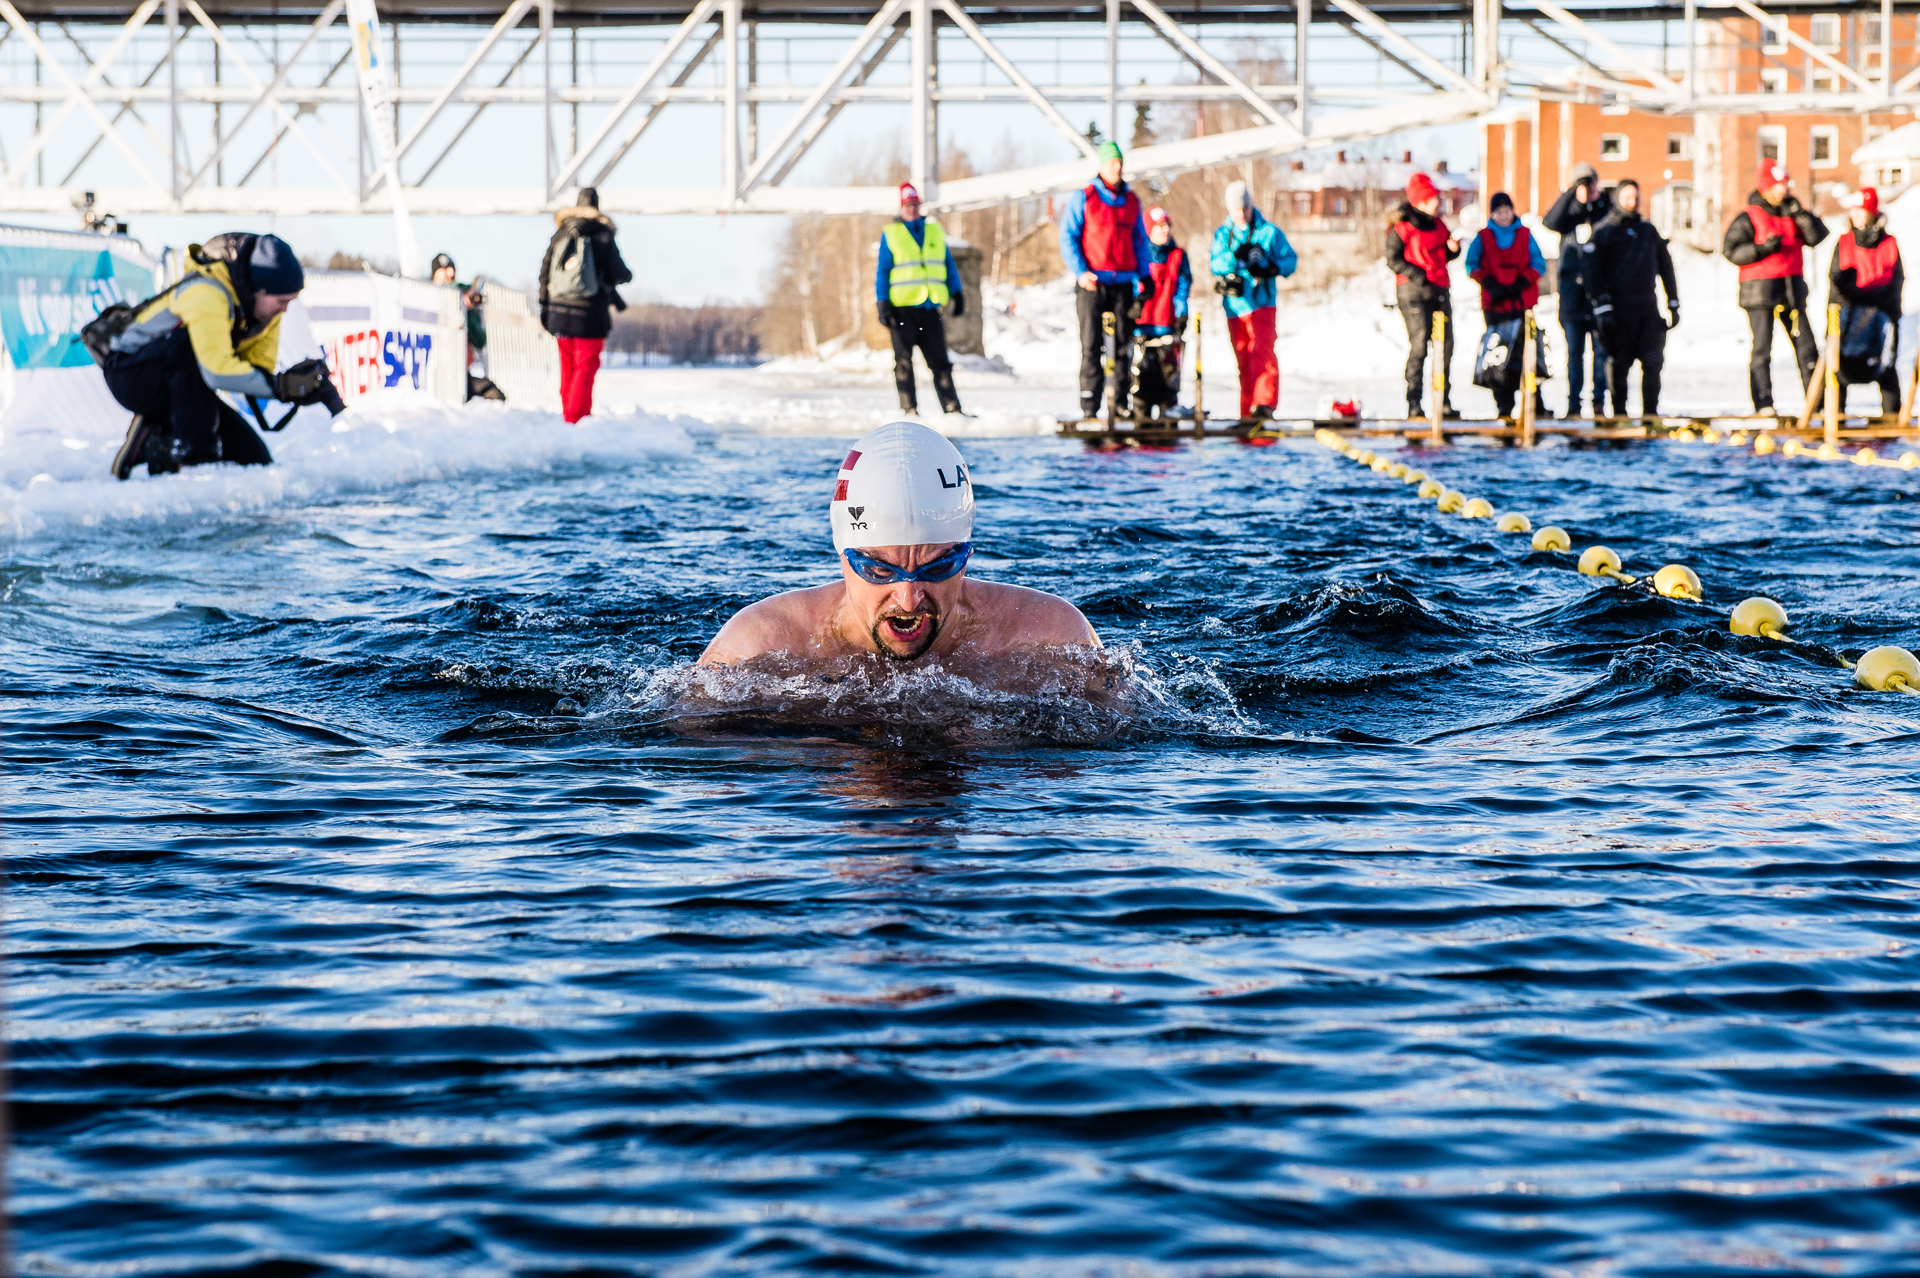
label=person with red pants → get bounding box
[1829,186,1905,416]
[540,186,633,423]
[1722,159,1827,415]
[1465,190,1545,419]
[1210,180,1296,421]
[1059,141,1153,418]
[1389,172,1461,419]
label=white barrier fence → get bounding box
[0,224,159,431]
[480,282,560,413]
[294,270,466,408]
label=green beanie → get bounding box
[1097,141,1123,163]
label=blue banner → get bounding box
[0,243,155,370]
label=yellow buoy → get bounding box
[1855,646,1920,692]
[1782,438,1804,457]
[1578,545,1623,578]
[1437,489,1466,513]
[1531,525,1571,552]
[1653,564,1703,601]
[1417,478,1444,498]
[1753,433,1776,455]
[1356,449,1376,465]
[1816,442,1841,461]
[1673,426,1697,442]
[1387,462,1409,478]
[1854,447,1879,466]
[1730,431,1750,446]
[1403,469,1428,485]
[1730,596,1788,638]
[1901,452,1920,470]
[1702,428,1721,444]
[1371,457,1393,473]
[1495,512,1533,533]
[1461,497,1495,518]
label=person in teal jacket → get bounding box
[1210,180,1297,419]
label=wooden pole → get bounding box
[1794,346,1827,433]
[1102,310,1117,432]
[1428,310,1446,444]
[1900,319,1920,428]
[1824,302,1841,447]
[1520,311,1538,448]
[1192,310,1205,439]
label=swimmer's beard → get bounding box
[870,602,942,662]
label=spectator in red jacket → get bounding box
[1388,172,1461,419]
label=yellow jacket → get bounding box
[111,260,281,399]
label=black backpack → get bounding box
[79,236,256,366]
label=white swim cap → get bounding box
[829,421,974,552]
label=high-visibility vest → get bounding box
[884,218,951,307]
[1835,229,1901,293]
[1739,200,1805,281]
[1473,226,1539,315]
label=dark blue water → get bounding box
[9,431,1920,1275]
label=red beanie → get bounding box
[899,182,921,204]
[1756,158,1788,191]
[1406,172,1439,205]
[1858,186,1880,214]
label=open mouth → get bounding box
[883,612,931,643]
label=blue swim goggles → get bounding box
[842,542,973,585]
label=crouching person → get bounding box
[99,232,344,480]
[1830,186,1905,417]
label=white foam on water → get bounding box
[0,387,697,542]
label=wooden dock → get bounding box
[1058,413,1920,447]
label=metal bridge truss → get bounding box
[0,0,1915,218]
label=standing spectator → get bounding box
[1209,180,1296,421]
[876,182,965,418]
[1059,141,1152,419]
[1388,172,1461,419]
[1587,179,1678,419]
[1829,186,1905,416]
[1722,159,1827,416]
[540,186,633,424]
[1132,205,1193,418]
[1465,191,1545,420]
[1543,162,1612,418]
[433,251,502,402]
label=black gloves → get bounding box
[878,300,896,327]
[1590,298,1616,347]
[1756,234,1784,258]
[276,358,333,406]
[1666,303,1680,330]
[1136,275,1155,302]
[1213,274,1244,297]
[949,292,965,318]
[1779,194,1804,217]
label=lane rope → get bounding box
[1314,428,1920,695]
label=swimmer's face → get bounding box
[841,542,964,662]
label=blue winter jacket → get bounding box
[1209,211,1297,316]
[1058,180,1152,285]
[1462,219,1546,277]
[1138,239,1193,337]
[874,218,965,309]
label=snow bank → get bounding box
[0,392,695,541]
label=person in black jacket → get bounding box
[1587,180,1678,419]
[1387,172,1462,418]
[1829,186,1906,416]
[539,186,634,423]
[1722,160,1828,414]
[1542,163,1613,418]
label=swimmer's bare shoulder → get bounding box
[957,580,1100,651]
[699,584,845,665]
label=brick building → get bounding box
[1483,11,1920,248]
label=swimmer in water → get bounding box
[700,421,1099,666]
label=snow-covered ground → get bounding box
[8,196,1917,543]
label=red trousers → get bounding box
[1227,306,1279,418]
[557,336,603,423]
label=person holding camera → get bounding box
[1389,172,1461,420]
[96,231,343,480]
[1722,158,1828,415]
[1209,180,1296,421]
[1543,162,1612,418]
